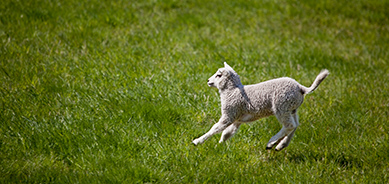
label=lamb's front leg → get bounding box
[219,122,241,143]
[192,116,234,145]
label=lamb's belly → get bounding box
[239,111,273,122]
[239,114,254,122]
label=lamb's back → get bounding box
[243,77,302,107]
[245,77,300,94]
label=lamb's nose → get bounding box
[207,79,209,82]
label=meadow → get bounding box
[1,0,388,183]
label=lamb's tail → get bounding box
[302,69,329,94]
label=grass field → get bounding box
[1,0,388,183]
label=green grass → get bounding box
[1,0,388,183]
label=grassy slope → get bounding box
[1,0,388,183]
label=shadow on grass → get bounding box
[286,151,364,169]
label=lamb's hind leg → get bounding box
[266,112,297,150]
[219,122,241,143]
[275,112,299,151]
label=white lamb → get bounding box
[192,62,329,151]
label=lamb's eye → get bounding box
[216,74,222,78]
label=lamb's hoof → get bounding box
[266,146,272,150]
[275,144,288,151]
[275,146,285,151]
[192,140,200,146]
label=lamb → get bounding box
[192,62,329,151]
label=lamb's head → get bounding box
[207,62,242,91]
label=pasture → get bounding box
[1,0,388,183]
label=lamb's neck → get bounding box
[219,84,243,99]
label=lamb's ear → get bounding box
[220,68,230,76]
[224,62,237,74]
